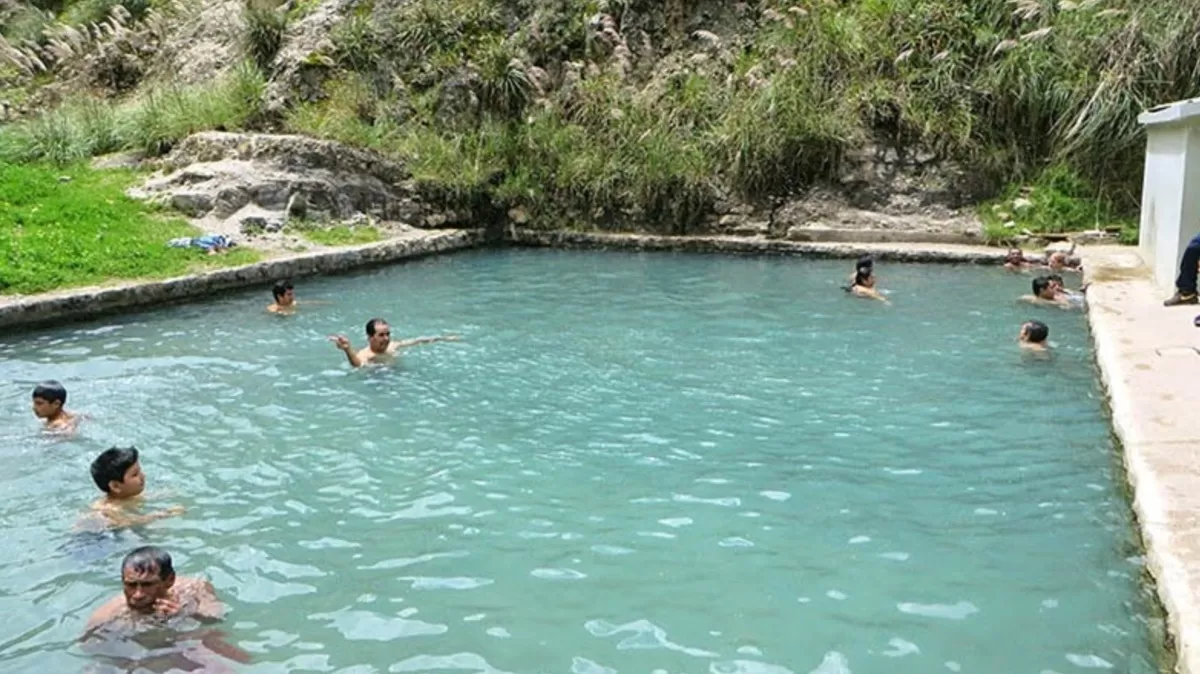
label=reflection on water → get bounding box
[0,251,1165,673]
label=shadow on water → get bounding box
[79,624,251,674]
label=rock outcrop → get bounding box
[130,132,432,240]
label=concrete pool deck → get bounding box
[1082,245,1200,673]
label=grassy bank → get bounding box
[0,162,257,295]
[5,0,1199,238]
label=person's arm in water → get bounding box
[92,502,185,529]
[391,335,462,351]
[852,286,889,303]
[329,335,364,367]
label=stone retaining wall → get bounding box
[510,230,1008,264]
[0,230,484,331]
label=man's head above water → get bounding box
[272,280,295,306]
[1032,276,1056,300]
[120,546,175,613]
[365,318,391,353]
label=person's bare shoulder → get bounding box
[84,595,126,634]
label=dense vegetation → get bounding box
[4,0,1200,235]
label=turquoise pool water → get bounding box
[0,250,1163,673]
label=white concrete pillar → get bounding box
[1137,98,1200,291]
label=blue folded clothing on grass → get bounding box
[167,234,236,252]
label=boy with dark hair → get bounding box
[32,380,76,432]
[1018,320,1050,351]
[88,447,184,529]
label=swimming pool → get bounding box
[0,249,1165,673]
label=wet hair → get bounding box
[1032,276,1052,296]
[122,546,174,580]
[853,268,872,287]
[90,446,139,493]
[365,318,389,337]
[856,255,874,270]
[1047,273,1064,285]
[1024,320,1049,343]
[32,380,67,405]
[272,280,294,301]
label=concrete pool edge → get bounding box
[1081,246,1199,674]
[0,231,1010,330]
[0,229,485,331]
[510,229,1009,262]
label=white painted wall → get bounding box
[1138,98,1200,291]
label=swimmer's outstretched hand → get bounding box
[164,505,186,517]
[328,335,352,351]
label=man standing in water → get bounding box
[84,547,226,632]
[82,547,251,670]
[329,317,460,368]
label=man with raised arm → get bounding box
[329,317,460,368]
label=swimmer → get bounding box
[1004,247,1032,272]
[84,547,226,634]
[1042,243,1082,272]
[1018,320,1050,351]
[1019,276,1071,309]
[848,255,873,283]
[329,317,461,368]
[32,380,77,433]
[85,447,184,530]
[266,280,297,314]
[844,266,889,303]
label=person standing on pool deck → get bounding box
[1163,231,1200,306]
[329,318,461,368]
[32,380,78,433]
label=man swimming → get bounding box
[82,547,251,671]
[329,317,461,368]
[1020,276,1071,309]
[84,547,226,634]
[267,280,297,314]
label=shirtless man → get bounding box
[1017,320,1050,352]
[1019,276,1071,309]
[82,547,251,670]
[267,280,297,314]
[329,317,460,368]
[84,547,225,634]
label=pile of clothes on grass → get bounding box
[167,234,236,255]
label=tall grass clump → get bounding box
[280,0,1200,234]
[242,0,288,73]
[0,62,266,163]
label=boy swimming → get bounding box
[32,380,77,433]
[1018,320,1050,351]
[85,447,185,530]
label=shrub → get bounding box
[243,0,288,73]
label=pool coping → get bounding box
[1081,246,1198,674]
[0,229,486,331]
[0,231,1009,331]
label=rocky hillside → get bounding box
[2,0,1198,239]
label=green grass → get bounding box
[978,165,1138,245]
[0,162,258,295]
[295,224,382,246]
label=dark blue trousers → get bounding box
[1178,232,1200,294]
